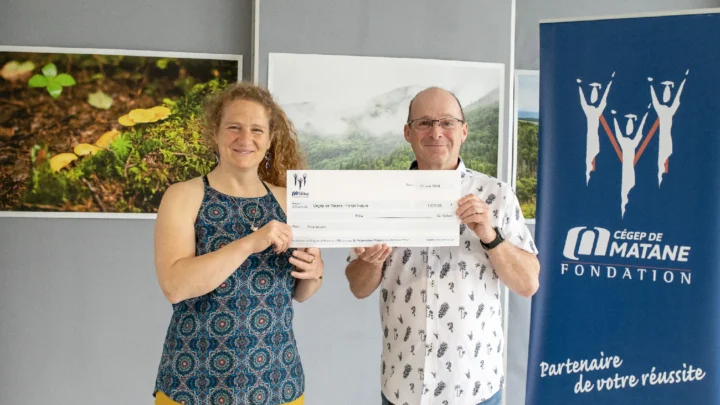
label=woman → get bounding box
[152,81,324,405]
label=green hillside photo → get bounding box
[515,71,539,219]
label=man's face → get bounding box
[404,89,468,170]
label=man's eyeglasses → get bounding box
[407,117,464,132]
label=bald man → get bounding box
[344,87,540,405]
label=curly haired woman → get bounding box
[151,82,323,405]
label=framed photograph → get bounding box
[0,46,242,218]
[268,53,504,177]
[513,69,539,221]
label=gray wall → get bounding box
[0,0,252,80]
[515,0,720,70]
[2,1,719,405]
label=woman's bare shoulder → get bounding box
[158,176,206,217]
[165,176,204,197]
[265,182,288,213]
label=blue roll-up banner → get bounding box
[527,10,720,405]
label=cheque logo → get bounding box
[561,226,692,286]
[577,69,688,218]
[291,172,309,197]
[293,173,307,190]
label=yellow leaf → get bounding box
[118,114,135,126]
[74,143,102,156]
[95,129,120,148]
[87,90,113,109]
[129,108,155,123]
[0,61,35,82]
[50,153,78,172]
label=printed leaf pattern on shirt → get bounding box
[405,287,413,303]
[402,249,412,264]
[459,261,468,279]
[437,342,448,358]
[440,263,451,279]
[403,364,412,379]
[435,381,447,397]
[438,302,450,319]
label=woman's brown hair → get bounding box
[201,81,306,187]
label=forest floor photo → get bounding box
[0,49,239,214]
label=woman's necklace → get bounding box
[250,178,261,232]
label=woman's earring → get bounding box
[265,152,270,169]
[214,152,219,164]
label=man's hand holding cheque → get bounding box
[456,193,497,244]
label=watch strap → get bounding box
[480,227,504,250]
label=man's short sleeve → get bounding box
[500,188,538,255]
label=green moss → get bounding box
[22,78,226,212]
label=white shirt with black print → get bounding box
[347,159,538,405]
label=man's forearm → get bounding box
[345,259,383,299]
[486,242,540,297]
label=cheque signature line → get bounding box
[375,216,433,219]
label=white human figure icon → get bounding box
[649,70,688,187]
[614,110,648,218]
[578,72,614,185]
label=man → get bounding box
[344,87,540,405]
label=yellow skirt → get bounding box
[155,391,304,405]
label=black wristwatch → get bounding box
[480,227,504,250]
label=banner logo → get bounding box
[563,226,611,260]
[578,69,689,217]
[561,226,692,285]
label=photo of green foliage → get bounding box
[514,70,539,219]
[268,53,504,178]
[0,46,241,216]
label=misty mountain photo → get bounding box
[269,53,504,177]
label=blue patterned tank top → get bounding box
[153,175,305,405]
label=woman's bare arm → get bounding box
[154,179,254,304]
